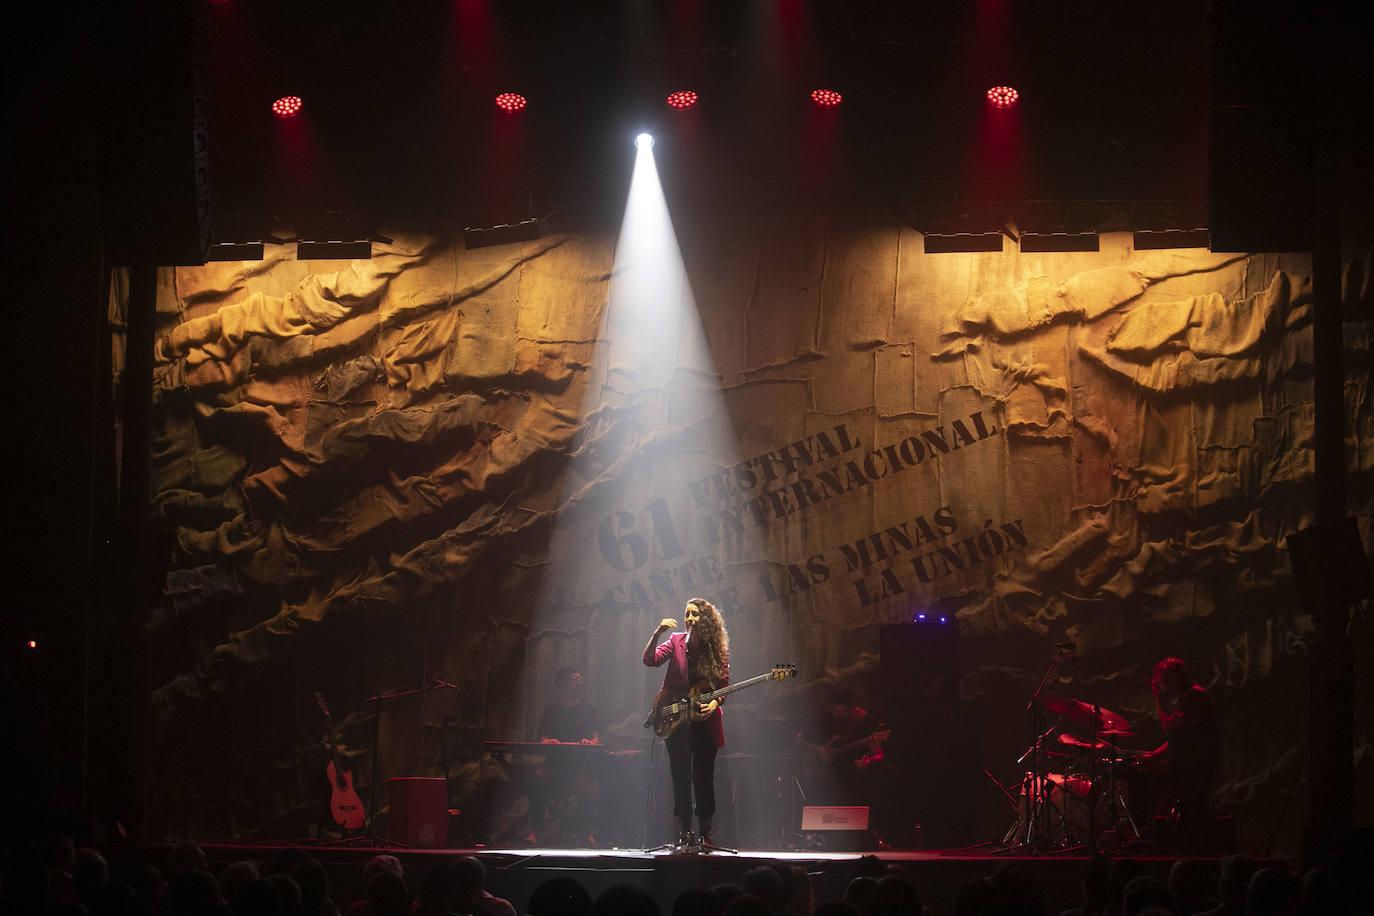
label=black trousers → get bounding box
[665,721,719,822]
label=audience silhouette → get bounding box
[5,833,1373,916]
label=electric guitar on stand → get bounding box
[647,665,797,738]
[313,691,366,831]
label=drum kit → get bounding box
[996,645,1147,853]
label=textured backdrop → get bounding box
[125,219,1373,850]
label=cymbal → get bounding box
[1038,691,1131,732]
[1058,733,1109,751]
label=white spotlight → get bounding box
[635,132,655,150]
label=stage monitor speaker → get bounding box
[1286,517,1373,613]
[801,805,869,832]
[387,777,448,848]
[880,622,959,708]
[801,806,872,851]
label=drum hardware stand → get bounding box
[985,768,1020,814]
[998,645,1074,853]
[984,766,1027,850]
[1094,749,1141,851]
[1076,699,1107,857]
[1081,696,1142,852]
[999,767,1074,851]
[1048,700,1111,855]
[1053,700,1141,855]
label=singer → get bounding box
[642,598,730,849]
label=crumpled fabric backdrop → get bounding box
[126,220,1373,851]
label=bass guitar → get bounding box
[313,691,366,831]
[646,664,797,738]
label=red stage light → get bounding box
[666,90,698,110]
[271,95,303,118]
[811,89,843,108]
[494,92,527,113]
[986,85,1019,108]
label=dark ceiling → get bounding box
[215,1,1212,212]
[14,0,1372,262]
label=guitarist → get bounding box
[642,597,730,848]
[795,683,894,844]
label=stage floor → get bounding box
[184,841,1215,916]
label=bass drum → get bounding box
[1038,773,1131,845]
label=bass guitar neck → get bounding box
[648,664,796,738]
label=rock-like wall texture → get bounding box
[134,222,1372,850]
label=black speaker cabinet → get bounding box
[879,622,971,847]
[880,622,959,708]
[881,706,978,849]
[1286,517,1372,613]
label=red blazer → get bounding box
[645,632,727,747]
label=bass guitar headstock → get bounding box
[769,664,798,681]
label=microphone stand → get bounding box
[439,714,453,841]
[348,680,465,848]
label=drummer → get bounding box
[1143,657,1219,845]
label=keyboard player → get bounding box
[526,666,601,844]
